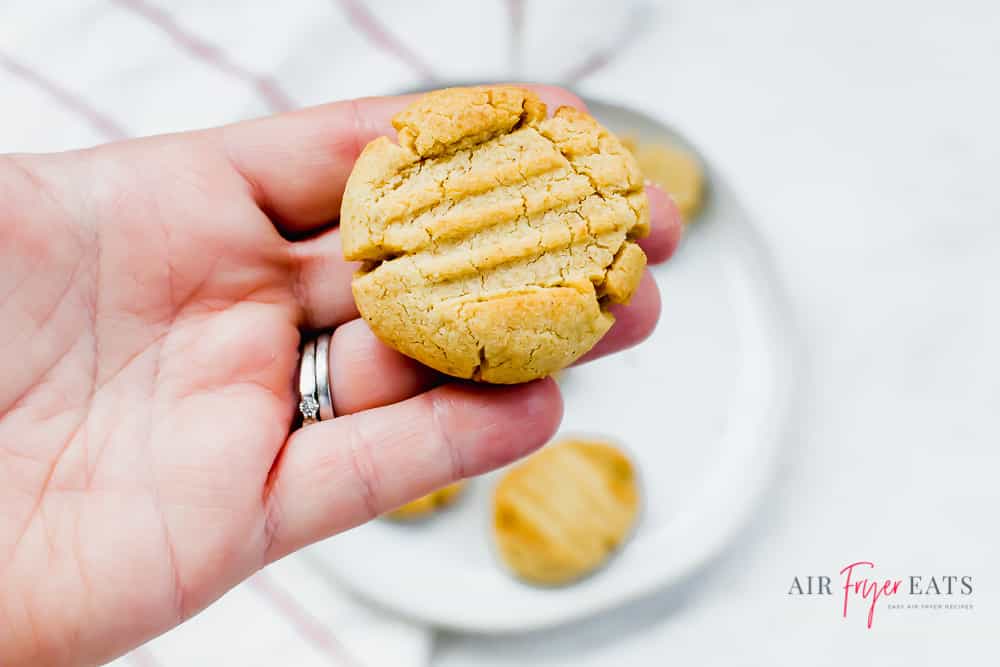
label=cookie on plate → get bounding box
[386,481,466,521]
[633,142,704,222]
[340,86,649,384]
[492,438,640,585]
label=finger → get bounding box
[221,85,587,234]
[289,228,359,329]
[576,269,661,364]
[264,378,562,560]
[638,183,684,264]
[221,95,405,235]
[328,318,440,415]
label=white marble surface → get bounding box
[2,1,998,664]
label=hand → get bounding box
[0,86,682,666]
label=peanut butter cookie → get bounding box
[492,438,640,585]
[632,141,704,222]
[340,86,648,384]
[386,481,466,521]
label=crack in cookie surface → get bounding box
[341,86,648,383]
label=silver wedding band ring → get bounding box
[315,332,334,421]
[298,332,333,426]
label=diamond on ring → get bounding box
[299,395,319,422]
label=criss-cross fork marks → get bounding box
[493,440,640,584]
[342,89,648,382]
[357,119,645,306]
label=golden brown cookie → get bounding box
[340,86,648,384]
[386,481,466,520]
[492,438,640,585]
[619,134,640,155]
[633,143,704,222]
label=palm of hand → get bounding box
[1,142,299,662]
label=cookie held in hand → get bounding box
[340,86,648,384]
[492,437,640,585]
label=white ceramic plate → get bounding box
[307,99,796,633]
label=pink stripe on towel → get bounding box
[335,0,438,83]
[0,50,128,141]
[114,0,295,112]
[561,3,652,84]
[249,571,363,666]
